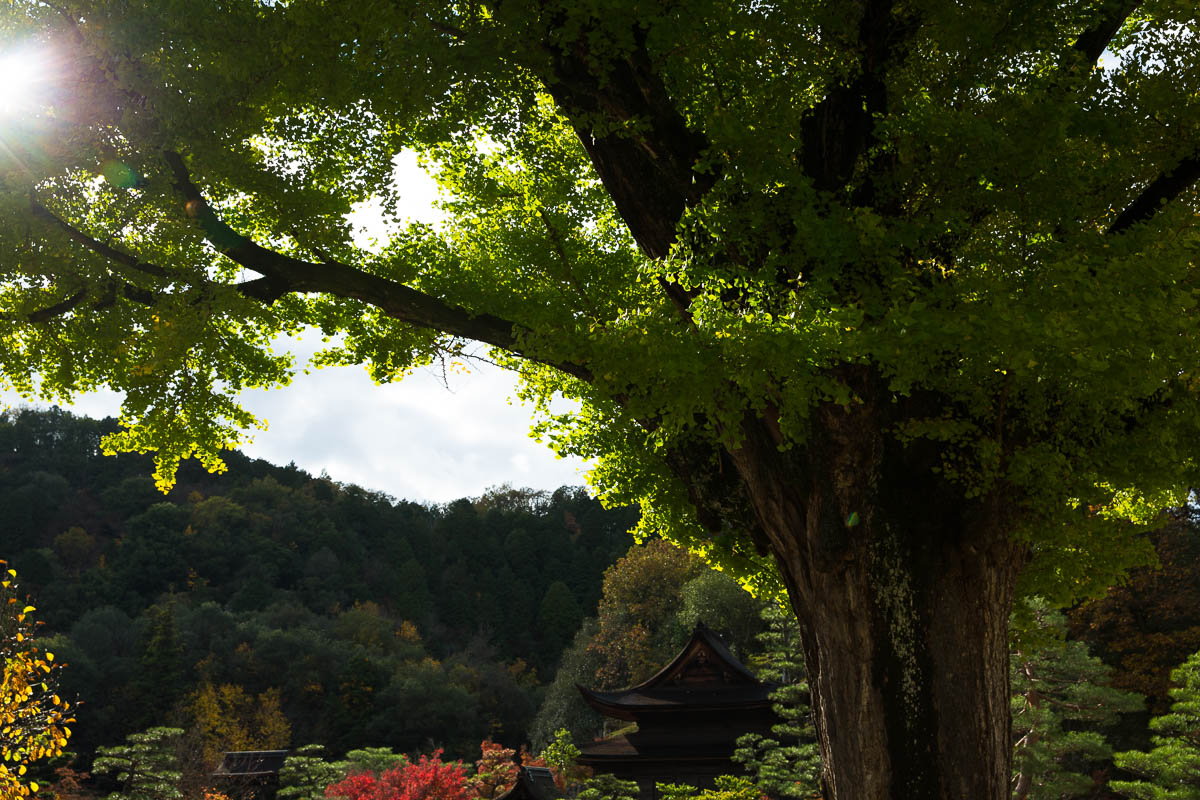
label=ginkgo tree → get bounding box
[0,1,1198,798]
[0,563,73,797]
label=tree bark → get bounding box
[728,391,1027,800]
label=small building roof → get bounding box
[577,622,773,721]
[496,767,560,800]
[212,750,290,777]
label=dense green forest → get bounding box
[0,406,637,762]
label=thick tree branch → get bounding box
[1072,0,1142,66]
[162,151,594,382]
[1108,150,1200,234]
[800,0,920,195]
[543,26,715,262]
[29,199,228,307]
[24,286,88,323]
[29,200,168,279]
[7,276,157,324]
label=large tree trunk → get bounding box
[728,391,1027,800]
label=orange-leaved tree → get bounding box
[470,741,518,800]
[0,562,73,796]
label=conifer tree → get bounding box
[1010,598,1143,800]
[576,774,641,800]
[278,744,354,800]
[733,602,822,799]
[91,727,185,800]
[1111,650,1200,799]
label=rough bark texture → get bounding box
[727,386,1026,799]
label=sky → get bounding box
[0,154,593,504]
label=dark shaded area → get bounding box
[1068,508,1200,752]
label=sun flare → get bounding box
[0,47,49,116]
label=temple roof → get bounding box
[212,750,289,777]
[496,767,560,800]
[577,622,773,721]
[577,734,745,762]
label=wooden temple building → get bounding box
[575,623,778,799]
[211,750,289,800]
[496,766,561,800]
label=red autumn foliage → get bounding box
[325,750,472,800]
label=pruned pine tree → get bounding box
[278,744,348,800]
[1010,598,1143,800]
[577,774,641,800]
[1111,650,1200,800]
[658,776,764,800]
[734,602,822,800]
[91,727,185,800]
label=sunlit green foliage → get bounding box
[656,776,764,800]
[0,0,1194,603]
[576,773,641,800]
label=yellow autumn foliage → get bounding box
[0,562,73,797]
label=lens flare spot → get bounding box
[100,159,140,188]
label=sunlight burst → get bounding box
[0,47,50,116]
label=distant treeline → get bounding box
[0,406,637,763]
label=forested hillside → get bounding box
[0,407,637,762]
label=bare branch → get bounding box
[162,151,595,382]
[1108,151,1200,235]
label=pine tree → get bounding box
[91,727,185,800]
[1111,650,1200,799]
[277,745,347,800]
[1010,598,1143,800]
[576,774,641,800]
[732,602,822,799]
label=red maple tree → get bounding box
[325,750,472,800]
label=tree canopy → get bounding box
[1,2,1198,797]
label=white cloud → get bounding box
[1,359,591,504]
